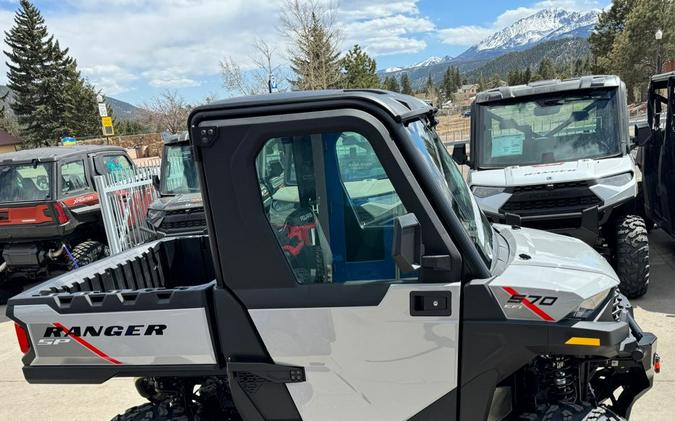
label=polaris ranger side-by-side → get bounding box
[0,146,135,302]
[7,91,657,421]
[146,132,206,237]
[453,76,650,298]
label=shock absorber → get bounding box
[543,357,577,403]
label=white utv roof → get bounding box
[475,75,622,104]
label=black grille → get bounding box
[500,181,602,216]
[165,207,204,216]
[160,218,206,230]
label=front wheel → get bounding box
[517,403,625,420]
[614,215,650,298]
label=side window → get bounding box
[255,132,411,285]
[61,160,89,195]
[99,154,133,175]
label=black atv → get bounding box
[0,145,134,302]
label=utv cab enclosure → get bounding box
[454,75,650,298]
[636,72,675,238]
[7,90,657,421]
[0,146,133,296]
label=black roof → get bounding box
[650,71,675,87]
[0,145,126,164]
[190,89,433,123]
[475,75,622,104]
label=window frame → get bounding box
[93,152,134,176]
[194,108,463,308]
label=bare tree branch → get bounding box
[141,90,191,134]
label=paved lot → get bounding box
[0,230,674,420]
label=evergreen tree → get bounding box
[288,10,342,90]
[537,58,556,80]
[341,44,380,89]
[609,0,675,101]
[524,67,532,83]
[4,1,100,145]
[425,74,434,96]
[399,73,413,95]
[383,76,400,92]
[589,0,635,72]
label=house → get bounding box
[0,130,20,154]
[459,84,479,96]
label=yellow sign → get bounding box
[101,116,113,127]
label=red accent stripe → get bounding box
[52,322,122,365]
[502,287,555,322]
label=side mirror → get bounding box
[632,122,652,149]
[452,143,468,166]
[152,174,160,191]
[392,213,422,272]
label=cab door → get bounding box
[195,109,463,421]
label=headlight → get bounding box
[472,186,505,198]
[569,289,612,319]
[598,172,632,186]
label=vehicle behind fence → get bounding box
[94,163,160,254]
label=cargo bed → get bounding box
[7,236,222,383]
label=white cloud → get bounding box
[437,0,607,47]
[338,0,434,56]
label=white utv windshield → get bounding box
[476,88,620,168]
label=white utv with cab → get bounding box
[7,90,657,420]
[453,75,650,298]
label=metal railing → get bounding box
[94,165,160,255]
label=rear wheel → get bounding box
[518,403,625,420]
[67,240,109,270]
[614,215,650,298]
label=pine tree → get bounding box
[537,58,556,80]
[288,11,342,90]
[341,44,380,89]
[425,74,434,96]
[524,67,532,83]
[589,0,635,73]
[400,73,413,95]
[4,1,100,145]
[383,76,400,92]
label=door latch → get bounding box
[410,291,452,316]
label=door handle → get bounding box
[410,291,452,316]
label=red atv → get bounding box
[0,145,135,302]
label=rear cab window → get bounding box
[0,162,54,203]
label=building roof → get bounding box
[0,145,126,164]
[475,75,622,104]
[0,130,20,147]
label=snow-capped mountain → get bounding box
[412,55,453,68]
[459,8,598,60]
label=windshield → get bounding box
[0,162,53,203]
[160,143,200,195]
[476,88,621,168]
[408,121,494,266]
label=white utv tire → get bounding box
[614,215,650,298]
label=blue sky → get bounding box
[0,0,609,106]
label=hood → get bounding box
[488,225,619,322]
[150,193,203,212]
[469,155,633,187]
